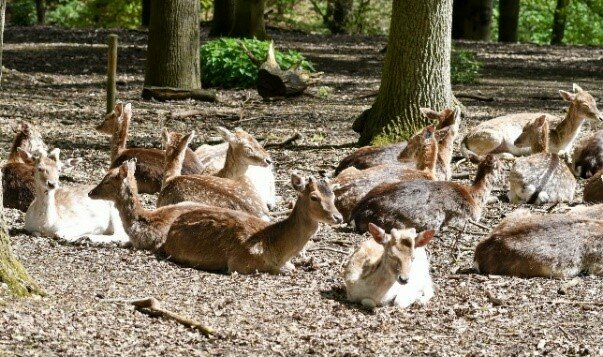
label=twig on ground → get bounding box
[485,290,504,306]
[452,172,471,179]
[264,133,302,148]
[468,219,490,231]
[355,90,379,99]
[456,93,495,102]
[307,247,349,255]
[547,202,560,213]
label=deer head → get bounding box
[217,126,272,167]
[514,115,549,151]
[89,160,137,201]
[291,173,343,224]
[96,102,133,134]
[559,84,603,122]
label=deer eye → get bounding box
[310,194,319,201]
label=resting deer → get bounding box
[24,149,126,243]
[335,107,460,179]
[583,170,603,204]
[571,130,603,178]
[333,126,439,221]
[351,155,501,233]
[508,115,576,204]
[2,121,48,211]
[474,204,603,278]
[344,223,435,308]
[158,129,271,220]
[89,161,343,274]
[461,84,603,159]
[96,102,204,194]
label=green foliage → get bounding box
[46,0,141,29]
[8,0,37,26]
[451,48,482,84]
[200,38,314,89]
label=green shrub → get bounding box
[8,0,37,26]
[451,48,482,84]
[47,0,141,29]
[201,38,314,88]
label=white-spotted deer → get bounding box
[571,130,603,178]
[344,223,435,308]
[96,102,203,194]
[351,155,501,233]
[461,84,602,159]
[158,129,271,220]
[89,161,343,274]
[474,204,603,278]
[24,149,126,244]
[508,115,576,204]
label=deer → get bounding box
[351,155,501,233]
[3,121,48,211]
[334,107,461,179]
[89,160,343,274]
[344,223,435,308]
[508,115,576,204]
[583,170,603,204]
[571,130,603,179]
[333,126,439,222]
[474,204,603,278]
[158,129,271,220]
[24,148,127,244]
[461,84,603,160]
[96,102,204,194]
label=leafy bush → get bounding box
[451,48,482,84]
[201,38,314,88]
[8,0,37,26]
[47,0,141,29]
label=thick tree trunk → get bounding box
[144,0,201,91]
[452,0,493,41]
[141,0,151,27]
[551,0,570,45]
[353,0,454,145]
[498,0,519,42]
[325,0,353,34]
[35,0,46,25]
[209,0,234,37]
[229,0,267,40]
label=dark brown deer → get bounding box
[572,130,603,179]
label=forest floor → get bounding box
[1,26,602,356]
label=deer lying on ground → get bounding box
[351,155,501,233]
[461,84,603,159]
[89,161,343,273]
[24,149,127,243]
[508,115,576,204]
[333,126,439,221]
[96,102,204,194]
[571,130,603,178]
[158,129,271,220]
[335,107,460,180]
[583,170,603,204]
[2,121,48,211]
[344,223,435,308]
[474,204,603,278]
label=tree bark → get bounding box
[452,0,493,41]
[353,0,454,145]
[0,0,4,87]
[324,0,353,34]
[551,0,570,45]
[498,0,519,42]
[141,0,151,27]
[144,0,201,91]
[35,0,46,25]
[229,0,267,40]
[209,0,234,37]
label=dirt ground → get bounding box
[1,26,602,356]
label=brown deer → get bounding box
[351,155,501,233]
[461,84,603,159]
[158,129,271,220]
[474,204,603,278]
[571,130,603,179]
[508,115,576,204]
[89,161,343,274]
[583,170,603,204]
[96,102,203,194]
[333,126,439,221]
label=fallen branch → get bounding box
[307,247,349,255]
[142,86,217,102]
[355,90,379,100]
[264,132,302,148]
[468,219,490,231]
[452,172,471,180]
[455,93,495,102]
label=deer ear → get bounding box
[118,162,129,179]
[61,157,83,172]
[573,83,583,93]
[415,230,435,247]
[368,223,389,244]
[16,147,33,162]
[559,90,576,102]
[183,130,195,147]
[291,172,307,192]
[114,102,124,117]
[48,148,60,162]
[216,126,237,143]
[123,103,132,117]
[161,128,170,146]
[535,115,547,127]
[419,108,441,120]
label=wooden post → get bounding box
[107,34,118,114]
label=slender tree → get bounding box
[551,0,570,45]
[209,0,234,37]
[498,0,520,42]
[229,0,267,40]
[452,0,493,41]
[144,0,201,90]
[141,0,151,27]
[35,0,46,24]
[353,0,454,145]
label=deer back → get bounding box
[2,162,36,211]
[572,130,603,179]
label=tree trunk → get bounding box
[0,0,4,87]
[35,0,46,25]
[452,0,493,41]
[209,0,234,37]
[229,0,267,40]
[144,0,201,91]
[551,0,570,45]
[498,0,519,42]
[353,0,454,145]
[324,0,353,34]
[141,0,151,27]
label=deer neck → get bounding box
[261,197,319,267]
[436,132,454,179]
[162,148,187,188]
[110,117,130,162]
[469,168,495,209]
[549,103,584,152]
[34,187,59,227]
[112,182,151,235]
[416,140,438,178]
[8,133,27,162]
[216,146,249,179]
